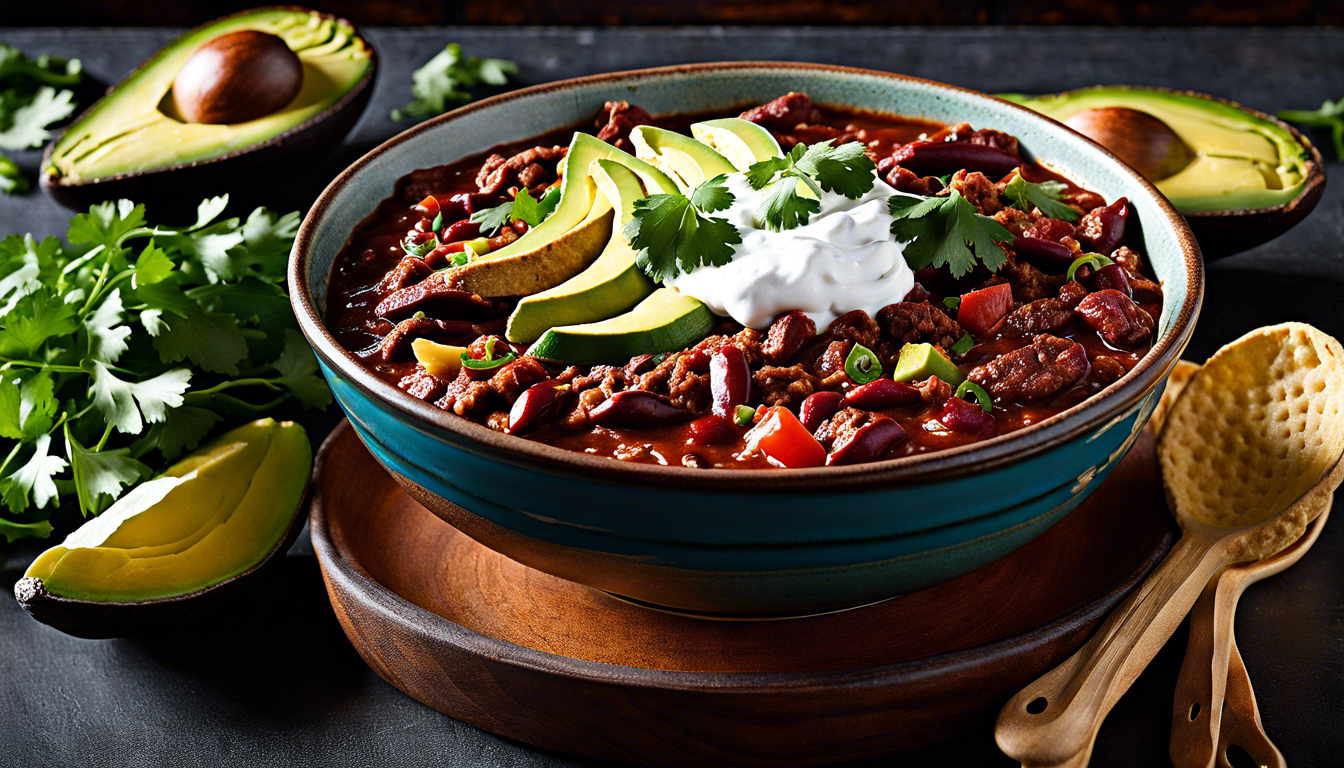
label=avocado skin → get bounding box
[1004,86,1326,259]
[39,7,376,218]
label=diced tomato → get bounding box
[746,407,826,468]
[956,283,1013,336]
[414,195,440,218]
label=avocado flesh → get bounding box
[48,9,372,183]
[1004,88,1309,212]
[25,419,311,603]
[528,288,717,365]
[690,118,783,171]
[452,133,676,298]
[894,343,965,386]
[630,125,738,192]
[506,159,674,342]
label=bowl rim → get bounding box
[289,60,1204,492]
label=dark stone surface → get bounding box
[2,25,1342,768]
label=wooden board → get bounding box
[310,419,1176,765]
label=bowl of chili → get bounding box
[290,62,1202,617]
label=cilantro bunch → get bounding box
[0,196,331,543]
[391,43,518,122]
[0,42,82,194]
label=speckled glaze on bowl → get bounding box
[290,62,1203,617]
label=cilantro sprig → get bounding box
[1002,175,1080,222]
[745,140,877,231]
[0,196,330,543]
[1277,97,1344,160]
[623,174,742,283]
[889,191,1014,279]
[470,185,561,236]
[0,42,84,194]
[391,43,518,123]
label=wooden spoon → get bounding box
[995,323,1344,767]
[1170,504,1329,768]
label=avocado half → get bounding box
[14,419,312,639]
[1004,86,1326,259]
[40,6,376,214]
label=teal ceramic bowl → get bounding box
[290,62,1203,617]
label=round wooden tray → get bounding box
[310,419,1176,766]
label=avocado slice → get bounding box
[630,125,738,192]
[690,117,783,171]
[528,288,717,365]
[16,419,311,637]
[506,159,677,343]
[1004,87,1310,213]
[893,343,965,386]
[42,8,375,213]
[448,133,677,298]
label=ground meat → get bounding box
[1001,282,1087,337]
[969,334,1089,402]
[1110,246,1164,304]
[943,170,1003,215]
[487,356,551,401]
[826,310,883,350]
[636,351,712,412]
[378,257,434,293]
[998,250,1066,303]
[882,164,944,196]
[993,207,1039,238]
[398,370,448,403]
[692,327,767,368]
[436,368,494,416]
[763,310,817,365]
[475,145,567,197]
[876,301,963,350]
[594,100,653,153]
[486,411,510,432]
[754,365,819,407]
[740,92,822,130]
[813,407,876,450]
[1077,290,1154,349]
[918,375,954,407]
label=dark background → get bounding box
[4,0,1344,26]
[1,6,1343,768]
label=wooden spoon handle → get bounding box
[996,531,1229,765]
[1169,570,1227,768]
[1216,638,1286,768]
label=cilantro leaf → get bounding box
[391,44,519,122]
[796,140,878,199]
[0,155,27,195]
[0,289,77,357]
[744,156,789,190]
[130,240,174,288]
[1002,175,1080,222]
[690,174,734,213]
[65,422,149,517]
[624,189,741,283]
[87,360,192,435]
[0,517,52,543]
[0,433,67,514]
[1278,97,1344,160]
[273,329,334,409]
[158,406,222,459]
[0,372,56,440]
[508,187,546,227]
[84,287,132,363]
[745,140,875,231]
[68,199,147,249]
[757,175,820,232]
[0,43,81,87]
[890,190,1013,279]
[0,86,75,150]
[470,201,514,236]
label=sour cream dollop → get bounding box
[664,172,913,330]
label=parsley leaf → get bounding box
[470,201,514,236]
[889,190,1013,278]
[623,176,742,283]
[745,140,876,231]
[1002,175,1080,222]
[1277,97,1344,160]
[391,43,518,122]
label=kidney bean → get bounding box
[688,415,736,446]
[938,396,997,439]
[590,390,693,429]
[843,379,922,411]
[375,277,505,321]
[449,191,498,215]
[1077,197,1129,255]
[825,417,907,466]
[682,453,711,469]
[1012,235,1075,268]
[710,345,752,418]
[378,257,435,292]
[684,349,711,374]
[506,381,563,435]
[377,317,476,362]
[1089,262,1132,298]
[405,230,436,249]
[888,141,1021,178]
[799,391,845,432]
[442,219,481,243]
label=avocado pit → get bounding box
[1064,107,1195,181]
[172,30,303,124]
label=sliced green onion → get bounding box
[955,380,993,413]
[1066,252,1114,283]
[734,405,756,427]
[460,337,518,371]
[412,310,426,319]
[943,296,961,311]
[431,212,443,232]
[950,333,975,357]
[844,343,883,384]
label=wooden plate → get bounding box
[311,419,1176,766]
